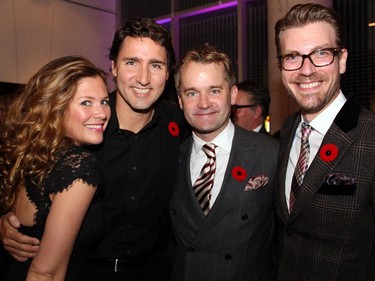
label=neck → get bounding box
[116,98,154,134]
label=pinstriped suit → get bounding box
[275,95,375,281]
[169,125,279,281]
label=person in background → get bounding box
[170,43,278,281]
[274,3,375,281]
[231,79,270,134]
[0,18,187,281]
[0,56,110,280]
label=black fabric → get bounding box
[4,145,104,281]
[89,91,187,280]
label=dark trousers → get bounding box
[89,252,171,281]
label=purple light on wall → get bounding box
[156,1,237,25]
[156,17,171,25]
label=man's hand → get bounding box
[0,212,39,261]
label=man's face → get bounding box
[178,61,237,142]
[280,21,347,121]
[111,36,169,112]
[231,90,259,131]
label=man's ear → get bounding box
[177,94,183,110]
[111,60,117,77]
[230,86,238,105]
[339,48,348,74]
[254,105,262,118]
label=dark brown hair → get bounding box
[275,3,344,56]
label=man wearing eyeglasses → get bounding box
[274,3,375,281]
[230,80,270,134]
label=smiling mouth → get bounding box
[85,124,104,130]
[298,82,321,89]
[132,87,151,94]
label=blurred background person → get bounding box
[231,80,270,134]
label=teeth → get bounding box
[299,82,320,89]
[133,87,150,94]
[85,125,102,129]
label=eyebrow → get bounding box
[182,85,223,92]
[283,44,332,55]
[122,57,166,65]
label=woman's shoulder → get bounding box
[44,146,101,194]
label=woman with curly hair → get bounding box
[0,56,110,280]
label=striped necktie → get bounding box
[290,122,313,212]
[193,143,217,215]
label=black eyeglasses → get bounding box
[278,47,342,71]
[231,104,257,111]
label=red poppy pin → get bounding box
[168,121,180,137]
[231,166,247,181]
[319,143,339,162]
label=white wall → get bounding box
[0,0,119,90]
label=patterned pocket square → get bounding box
[244,175,269,191]
[324,174,355,185]
[318,174,356,195]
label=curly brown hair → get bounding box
[0,56,106,212]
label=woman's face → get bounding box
[64,76,111,146]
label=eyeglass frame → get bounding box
[231,104,258,111]
[278,47,342,71]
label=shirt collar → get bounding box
[253,124,263,132]
[303,91,346,136]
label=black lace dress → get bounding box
[4,145,104,281]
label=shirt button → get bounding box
[242,214,248,221]
[127,224,132,229]
[188,247,194,253]
[225,254,232,260]
[130,196,135,200]
[132,166,137,170]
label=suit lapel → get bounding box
[177,138,208,225]
[277,114,301,223]
[289,124,354,222]
[287,95,361,223]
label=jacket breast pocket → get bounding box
[317,183,356,196]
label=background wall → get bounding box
[0,0,119,91]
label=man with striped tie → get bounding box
[169,43,279,281]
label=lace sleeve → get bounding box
[44,146,102,194]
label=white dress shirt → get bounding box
[285,91,347,208]
[253,124,263,132]
[191,121,234,208]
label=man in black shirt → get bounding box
[0,18,187,281]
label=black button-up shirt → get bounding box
[92,92,187,258]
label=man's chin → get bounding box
[129,101,156,113]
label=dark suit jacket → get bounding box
[170,125,279,281]
[275,95,375,281]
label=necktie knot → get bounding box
[202,143,216,159]
[301,122,313,141]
